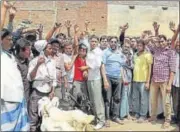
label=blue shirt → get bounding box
[103,48,126,78]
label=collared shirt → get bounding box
[53,53,66,86]
[103,48,126,79]
[173,52,179,87]
[63,54,74,83]
[147,45,176,82]
[133,51,153,82]
[86,47,103,81]
[27,55,57,93]
[1,50,24,102]
[15,57,30,100]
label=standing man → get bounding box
[63,42,75,91]
[79,35,109,130]
[132,40,153,123]
[103,36,126,125]
[27,40,57,131]
[49,38,68,100]
[1,29,29,131]
[14,38,32,105]
[148,34,176,128]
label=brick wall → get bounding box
[4,1,107,36]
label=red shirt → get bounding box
[74,57,86,81]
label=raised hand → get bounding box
[153,21,160,32]
[65,20,72,29]
[54,22,62,30]
[74,24,79,34]
[169,21,176,33]
[85,20,90,28]
[37,24,43,33]
[9,6,17,15]
[3,1,12,9]
[120,23,129,32]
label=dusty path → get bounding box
[100,119,179,131]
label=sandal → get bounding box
[162,121,170,129]
[105,120,110,127]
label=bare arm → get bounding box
[1,1,11,30]
[73,24,80,55]
[65,20,71,38]
[153,22,160,37]
[29,57,45,81]
[119,23,128,46]
[7,7,17,32]
[45,23,62,41]
[64,55,77,71]
[101,63,109,89]
[146,64,152,83]
[30,64,40,81]
[85,20,90,36]
[171,24,179,49]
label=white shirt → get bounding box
[27,55,57,93]
[1,51,24,102]
[86,47,103,81]
[63,54,74,83]
[173,53,179,87]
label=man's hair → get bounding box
[109,36,119,42]
[137,39,146,46]
[15,38,31,55]
[49,38,61,45]
[159,34,167,41]
[100,35,107,42]
[89,35,99,41]
[64,40,73,48]
[1,28,11,40]
[25,33,37,42]
[55,33,66,39]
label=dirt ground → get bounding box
[100,119,179,131]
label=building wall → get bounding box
[108,1,179,38]
[2,1,179,38]
[4,1,107,36]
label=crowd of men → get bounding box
[1,1,180,131]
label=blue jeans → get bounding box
[132,82,149,117]
[120,83,131,118]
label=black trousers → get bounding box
[103,76,122,120]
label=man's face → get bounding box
[2,35,13,49]
[52,43,60,55]
[20,46,31,59]
[64,44,73,56]
[44,44,53,56]
[57,36,65,44]
[137,43,144,52]
[90,38,98,50]
[122,43,131,54]
[109,38,117,50]
[100,39,108,50]
[159,37,167,48]
[131,38,137,49]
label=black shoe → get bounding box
[171,119,178,124]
